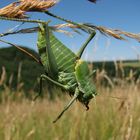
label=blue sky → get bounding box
[0,0,140,61]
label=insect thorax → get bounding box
[58,71,77,92]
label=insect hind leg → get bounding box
[53,88,79,123]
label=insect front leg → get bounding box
[40,74,69,90]
[77,31,96,58]
[53,88,80,123]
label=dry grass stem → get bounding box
[95,26,140,42]
[0,66,6,86]
[0,86,140,139]
[61,23,140,42]
[116,30,140,42]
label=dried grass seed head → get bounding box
[0,0,58,18]
[19,0,58,11]
[0,2,26,18]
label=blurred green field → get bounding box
[0,86,140,140]
[1,46,140,92]
[122,62,140,68]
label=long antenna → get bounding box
[0,39,41,64]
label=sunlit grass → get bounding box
[0,86,140,140]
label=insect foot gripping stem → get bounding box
[53,88,79,123]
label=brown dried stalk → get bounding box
[0,0,140,42]
[56,23,140,42]
[115,30,140,42]
[92,26,125,40]
[1,22,140,42]
[92,26,140,42]
[0,66,6,86]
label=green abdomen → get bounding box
[49,34,77,73]
[75,60,97,96]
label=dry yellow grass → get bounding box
[0,85,140,140]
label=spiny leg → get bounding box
[33,73,69,100]
[53,88,79,123]
[40,74,69,90]
[77,32,96,59]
